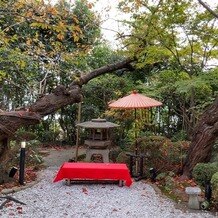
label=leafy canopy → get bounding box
[118,0,218,74]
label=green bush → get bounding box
[109,147,122,163]
[211,172,218,201]
[116,151,130,165]
[192,162,218,186]
[39,130,60,142]
[16,131,37,141]
[132,136,188,173]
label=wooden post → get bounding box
[75,102,82,161]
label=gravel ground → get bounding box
[0,167,216,218]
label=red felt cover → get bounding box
[53,162,132,187]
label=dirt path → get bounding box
[42,146,86,168]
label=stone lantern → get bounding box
[77,119,119,162]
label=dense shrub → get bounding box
[16,131,37,141]
[114,136,190,175]
[116,151,130,165]
[211,141,218,162]
[211,172,218,201]
[129,136,189,173]
[192,162,218,186]
[109,147,123,163]
[39,130,60,142]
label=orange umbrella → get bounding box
[109,90,162,109]
[109,90,162,155]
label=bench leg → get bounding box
[65,179,71,186]
[119,180,124,187]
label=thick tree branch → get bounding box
[71,57,133,86]
[29,85,82,116]
[0,58,134,140]
[0,111,41,140]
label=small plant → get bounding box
[16,130,37,141]
[109,147,122,162]
[192,162,218,186]
[211,172,218,201]
[116,151,130,165]
[39,130,60,142]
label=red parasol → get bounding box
[109,90,162,155]
[109,90,162,109]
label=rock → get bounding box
[1,188,14,194]
[185,187,201,210]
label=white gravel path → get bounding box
[0,167,216,218]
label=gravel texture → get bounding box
[0,167,216,218]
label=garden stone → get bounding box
[185,187,201,210]
[1,188,14,194]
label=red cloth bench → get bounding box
[53,162,132,187]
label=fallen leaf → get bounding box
[6,203,13,207]
[82,187,88,194]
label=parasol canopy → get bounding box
[108,90,162,109]
[108,90,162,177]
[108,90,162,155]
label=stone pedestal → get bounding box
[86,148,109,163]
[185,187,201,210]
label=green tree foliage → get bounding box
[0,0,100,57]
[0,47,39,109]
[0,0,100,103]
[118,0,218,73]
[0,0,101,142]
[117,0,218,137]
[144,68,218,138]
[0,0,100,99]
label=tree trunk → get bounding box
[0,138,10,183]
[0,58,133,174]
[182,97,218,178]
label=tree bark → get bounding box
[29,85,82,116]
[0,111,41,141]
[0,59,132,139]
[0,58,133,172]
[182,97,218,178]
[73,58,133,86]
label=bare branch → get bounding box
[197,0,218,18]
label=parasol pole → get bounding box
[134,108,139,175]
[134,108,138,155]
[75,102,82,162]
